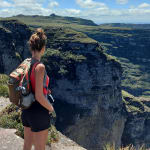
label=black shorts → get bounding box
[21,107,51,132]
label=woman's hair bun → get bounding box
[36,28,44,37]
[29,27,47,52]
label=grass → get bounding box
[122,90,134,99]
[15,52,22,62]
[119,57,150,97]
[104,142,146,150]
[0,104,24,137]
[104,53,120,63]
[0,74,9,97]
[122,90,147,113]
[41,48,86,78]
[1,15,97,26]
[43,26,96,44]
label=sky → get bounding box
[0,0,150,24]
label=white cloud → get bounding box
[76,0,107,9]
[12,0,38,8]
[0,0,12,8]
[48,1,59,8]
[128,8,150,16]
[0,0,53,16]
[138,3,150,9]
[69,4,150,23]
[65,9,81,15]
[116,0,128,5]
[36,0,46,3]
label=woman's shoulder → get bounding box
[35,63,45,74]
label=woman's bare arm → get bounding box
[34,63,54,112]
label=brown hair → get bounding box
[29,28,47,52]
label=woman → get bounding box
[21,28,54,150]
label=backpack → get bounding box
[7,58,40,109]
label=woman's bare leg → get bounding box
[33,129,48,150]
[23,126,34,150]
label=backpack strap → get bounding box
[30,59,47,90]
[43,70,47,89]
[28,58,41,93]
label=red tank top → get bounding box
[30,62,49,96]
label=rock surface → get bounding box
[51,131,86,150]
[0,128,25,150]
[0,20,31,74]
[121,93,150,149]
[0,97,11,112]
[0,127,86,150]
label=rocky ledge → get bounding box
[0,97,86,150]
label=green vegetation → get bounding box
[15,52,22,62]
[104,142,146,150]
[0,15,133,37]
[0,14,97,27]
[122,90,134,99]
[44,26,96,44]
[122,90,148,113]
[119,57,150,97]
[0,26,11,33]
[41,48,86,78]
[104,53,120,63]
[0,104,24,137]
[99,23,150,29]
[0,104,59,143]
[0,74,9,97]
[0,18,27,27]
[44,49,86,62]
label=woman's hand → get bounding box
[49,109,56,118]
[47,89,51,95]
[48,104,54,113]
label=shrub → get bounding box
[104,142,146,150]
[0,74,9,97]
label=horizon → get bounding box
[1,14,150,25]
[0,0,150,24]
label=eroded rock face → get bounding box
[42,28,126,149]
[0,20,31,74]
[52,49,126,150]
[85,28,150,97]
[121,96,150,149]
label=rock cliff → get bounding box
[0,20,31,74]
[84,27,150,97]
[122,91,150,149]
[40,26,126,150]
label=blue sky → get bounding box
[0,0,150,23]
